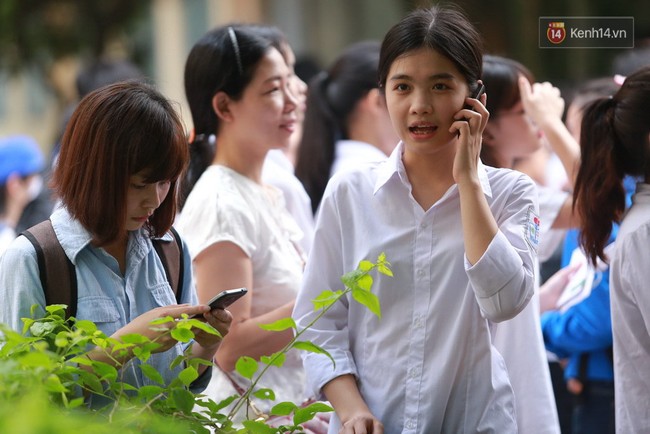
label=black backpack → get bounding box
[21,220,184,319]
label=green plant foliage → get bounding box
[0,253,392,433]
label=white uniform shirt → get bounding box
[293,143,537,434]
[262,149,314,255]
[491,183,562,434]
[610,182,650,434]
[536,185,569,262]
[177,165,307,409]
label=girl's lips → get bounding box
[280,120,297,133]
[408,124,438,139]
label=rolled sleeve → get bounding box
[466,231,534,322]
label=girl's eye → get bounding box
[433,83,449,90]
[394,83,410,92]
[131,184,146,190]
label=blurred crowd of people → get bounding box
[1,5,650,434]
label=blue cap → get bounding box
[0,135,45,185]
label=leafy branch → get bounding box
[0,253,392,433]
[226,253,393,430]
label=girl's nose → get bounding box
[410,90,432,115]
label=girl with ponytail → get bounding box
[573,66,650,433]
[176,24,310,416]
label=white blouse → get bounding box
[293,143,537,434]
[177,165,307,412]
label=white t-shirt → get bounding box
[610,182,650,434]
[177,165,307,412]
[262,149,314,255]
[293,143,537,434]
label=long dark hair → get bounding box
[295,40,381,214]
[181,25,274,208]
[378,5,483,96]
[574,66,650,264]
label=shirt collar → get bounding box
[50,207,156,264]
[373,141,493,198]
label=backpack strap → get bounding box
[152,226,184,303]
[21,220,78,319]
[22,222,184,320]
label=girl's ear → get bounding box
[212,92,233,122]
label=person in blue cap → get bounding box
[0,135,45,255]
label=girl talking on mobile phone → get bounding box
[293,6,538,433]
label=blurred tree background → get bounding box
[0,0,648,150]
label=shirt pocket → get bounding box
[150,282,176,307]
[77,296,121,337]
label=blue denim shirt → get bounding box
[0,207,209,405]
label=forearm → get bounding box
[216,300,295,371]
[538,116,580,187]
[458,179,498,265]
[323,374,372,424]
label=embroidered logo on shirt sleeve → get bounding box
[525,206,540,253]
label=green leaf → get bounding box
[178,366,199,386]
[67,397,85,409]
[171,327,194,343]
[170,387,195,414]
[270,401,297,416]
[138,385,165,401]
[241,420,276,434]
[54,331,69,348]
[351,288,381,319]
[149,316,174,325]
[311,290,344,310]
[260,351,286,367]
[357,273,373,291]
[19,352,54,369]
[358,260,374,271]
[252,388,275,401]
[341,269,364,288]
[92,361,118,382]
[291,341,335,368]
[29,321,56,337]
[120,333,149,344]
[294,401,334,425]
[235,356,258,380]
[73,320,98,334]
[78,370,103,394]
[188,320,221,336]
[377,264,394,277]
[170,354,186,370]
[45,304,67,318]
[140,363,164,385]
[259,317,296,332]
[44,374,68,393]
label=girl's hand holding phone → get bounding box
[450,83,488,185]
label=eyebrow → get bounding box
[389,72,456,82]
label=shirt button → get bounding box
[417,269,425,278]
[405,420,416,429]
[420,222,427,230]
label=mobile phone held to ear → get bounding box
[192,287,248,318]
[464,83,486,110]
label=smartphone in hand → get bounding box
[464,83,486,110]
[191,287,248,318]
